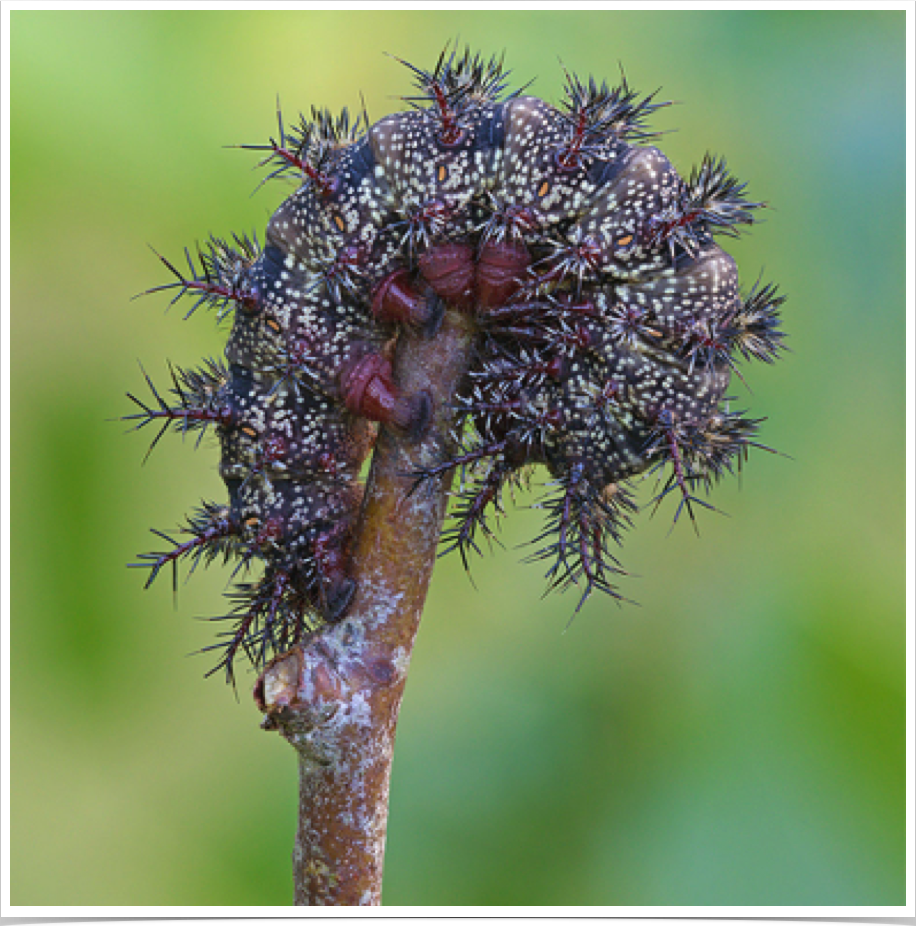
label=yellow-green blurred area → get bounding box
[10,10,906,907]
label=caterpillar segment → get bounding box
[129,47,783,679]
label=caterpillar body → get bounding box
[128,48,784,681]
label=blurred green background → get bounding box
[10,10,906,907]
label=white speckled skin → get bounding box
[136,52,777,674]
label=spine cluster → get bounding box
[128,47,784,681]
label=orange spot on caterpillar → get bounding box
[537,180,550,197]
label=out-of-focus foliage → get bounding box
[10,10,905,906]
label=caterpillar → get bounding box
[127,46,784,682]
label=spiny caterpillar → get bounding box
[127,46,784,683]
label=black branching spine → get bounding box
[128,46,784,681]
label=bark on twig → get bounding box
[254,309,474,906]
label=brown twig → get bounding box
[254,308,475,906]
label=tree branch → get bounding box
[253,308,474,906]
